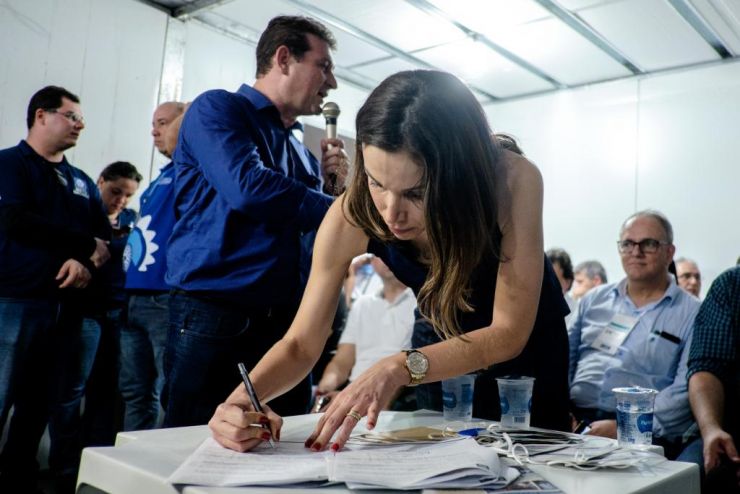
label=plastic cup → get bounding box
[496,376,535,429]
[612,386,658,448]
[441,374,476,422]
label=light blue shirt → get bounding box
[568,276,700,440]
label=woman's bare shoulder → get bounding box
[496,150,543,233]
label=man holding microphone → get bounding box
[162,15,348,427]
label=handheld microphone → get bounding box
[322,102,341,193]
[322,102,340,149]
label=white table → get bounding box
[76,410,699,494]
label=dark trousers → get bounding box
[162,291,311,427]
[0,297,58,492]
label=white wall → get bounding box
[0,0,168,190]
[485,61,740,296]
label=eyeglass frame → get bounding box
[616,238,670,254]
[678,272,701,280]
[44,108,85,125]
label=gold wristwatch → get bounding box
[403,349,429,386]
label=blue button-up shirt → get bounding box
[166,84,333,305]
[568,276,700,440]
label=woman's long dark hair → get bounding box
[344,70,503,339]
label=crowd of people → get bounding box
[0,13,737,494]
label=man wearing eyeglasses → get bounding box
[568,210,700,460]
[676,257,702,298]
[0,85,111,492]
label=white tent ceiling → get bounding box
[139,0,740,102]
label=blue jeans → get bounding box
[48,306,123,482]
[162,292,311,427]
[0,298,59,492]
[48,310,101,480]
[119,293,169,431]
[0,297,59,487]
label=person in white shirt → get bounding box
[314,256,416,408]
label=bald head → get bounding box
[151,101,185,157]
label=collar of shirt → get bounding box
[374,287,415,308]
[19,139,70,168]
[612,275,681,312]
[237,84,303,133]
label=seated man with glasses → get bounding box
[568,210,701,459]
[675,257,702,298]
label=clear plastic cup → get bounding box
[612,386,658,448]
[441,374,476,422]
[496,376,535,429]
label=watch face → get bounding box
[407,351,429,373]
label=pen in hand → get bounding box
[237,362,275,449]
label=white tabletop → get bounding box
[77,410,699,494]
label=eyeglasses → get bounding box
[616,238,669,254]
[45,108,85,125]
[678,273,701,281]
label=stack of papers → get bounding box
[332,438,520,490]
[168,436,520,490]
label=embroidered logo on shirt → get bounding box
[123,215,159,272]
[72,177,89,198]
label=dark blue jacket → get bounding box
[0,140,110,298]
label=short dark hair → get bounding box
[99,161,143,183]
[27,86,80,130]
[574,260,607,283]
[547,248,574,282]
[495,133,524,156]
[255,16,336,77]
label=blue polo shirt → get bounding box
[124,162,177,292]
[0,140,110,298]
[166,84,333,305]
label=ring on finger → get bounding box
[345,410,362,422]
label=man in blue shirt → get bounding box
[0,86,110,493]
[163,16,348,426]
[685,267,740,491]
[120,101,185,431]
[568,210,700,459]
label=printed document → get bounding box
[168,436,519,489]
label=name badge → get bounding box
[590,313,638,355]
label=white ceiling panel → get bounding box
[313,0,466,52]
[557,0,618,9]
[689,0,740,55]
[350,56,427,84]
[488,16,632,85]
[414,38,555,97]
[212,0,303,33]
[210,0,389,67]
[426,0,551,33]
[147,0,740,102]
[576,0,720,70]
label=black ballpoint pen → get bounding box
[237,362,275,448]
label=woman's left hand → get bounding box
[304,355,408,451]
[585,419,617,439]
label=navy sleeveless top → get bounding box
[368,238,571,431]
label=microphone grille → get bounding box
[322,102,340,118]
